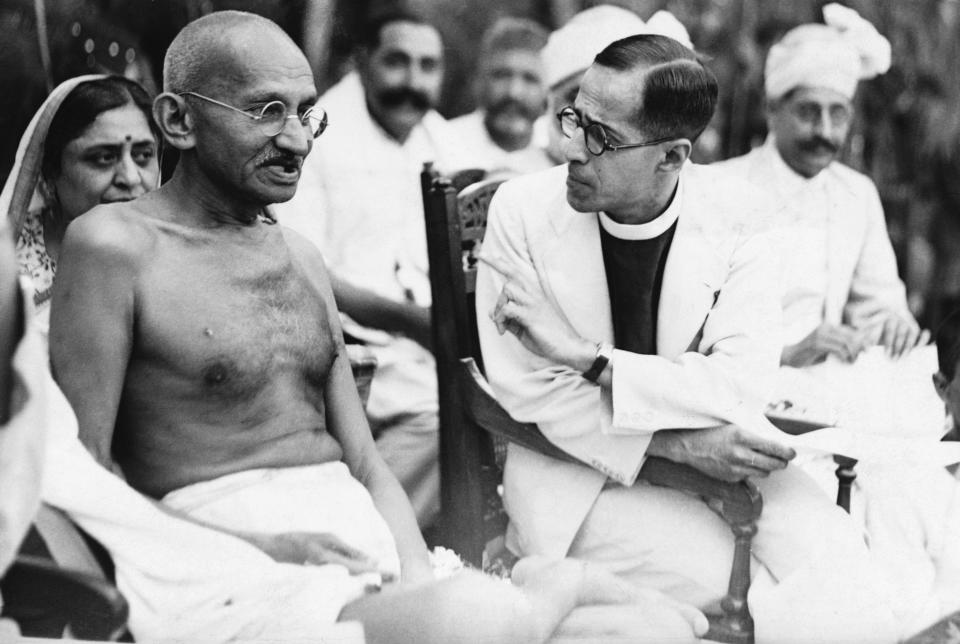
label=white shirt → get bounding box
[757,138,832,344]
[449,110,554,176]
[716,135,908,345]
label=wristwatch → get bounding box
[582,342,613,382]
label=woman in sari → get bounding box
[0,74,160,328]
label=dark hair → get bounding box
[42,76,158,179]
[359,6,433,51]
[593,34,718,143]
[936,309,960,379]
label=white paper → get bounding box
[769,344,946,441]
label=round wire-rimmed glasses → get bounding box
[179,91,328,138]
[556,106,674,156]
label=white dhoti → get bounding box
[162,463,401,581]
[40,380,398,642]
[567,466,901,643]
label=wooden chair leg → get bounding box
[707,519,757,644]
[833,456,858,514]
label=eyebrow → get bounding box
[81,139,156,150]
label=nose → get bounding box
[113,153,140,188]
[562,125,589,164]
[812,107,836,139]
[274,115,311,156]
[506,75,527,101]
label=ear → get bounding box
[658,138,691,172]
[153,92,196,151]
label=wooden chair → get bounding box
[422,165,762,644]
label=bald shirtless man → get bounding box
[47,11,704,643]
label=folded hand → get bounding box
[648,423,796,482]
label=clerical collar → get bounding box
[598,176,682,241]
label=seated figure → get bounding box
[714,5,959,632]
[476,31,910,643]
[449,17,554,175]
[44,11,706,643]
[8,75,160,332]
[274,8,475,528]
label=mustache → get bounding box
[487,97,542,123]
[256,153,303,169]
[797,136,839,155]
[377,87,432,110]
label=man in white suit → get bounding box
[716,3,925,366]
[477,33,902,642]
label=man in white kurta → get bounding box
[449,17,553,175]
[716,3,921,365]
[275,14,470,526]
[477,33,902,643]
[716,4,960,632]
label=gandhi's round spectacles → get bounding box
[179,92,328,138]
[556,106,674,156]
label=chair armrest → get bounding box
[458,358,578,464]
[1,555,128,640]
[639,457,762,525]
[458,358,762,524]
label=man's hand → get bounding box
[876,312,929,359]
[647,424,796,482]
[781,323,869,367]
[245,531,382,576]
[480,254,591,367]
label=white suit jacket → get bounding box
[476,164,784,557]
[716,137,909,338]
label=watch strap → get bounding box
[582,342,613,382]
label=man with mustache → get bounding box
[276,8,470,530]
[42,11,712,643]
[716,9,960,632]
[716,4,926,366]
[449,17,553,174]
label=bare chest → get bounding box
[131,236,336,398]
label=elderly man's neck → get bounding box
[164,166,266,228]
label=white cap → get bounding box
[765,3,891,101]
[542,5,693,90]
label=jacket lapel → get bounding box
[537,203,614,344]
[656,209,723,359]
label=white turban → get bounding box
[765,3,891,101]
[542,5,693,90]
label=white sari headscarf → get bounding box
[0,75,107,315]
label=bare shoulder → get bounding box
[279,224,332,287]
[63,201,156,270]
